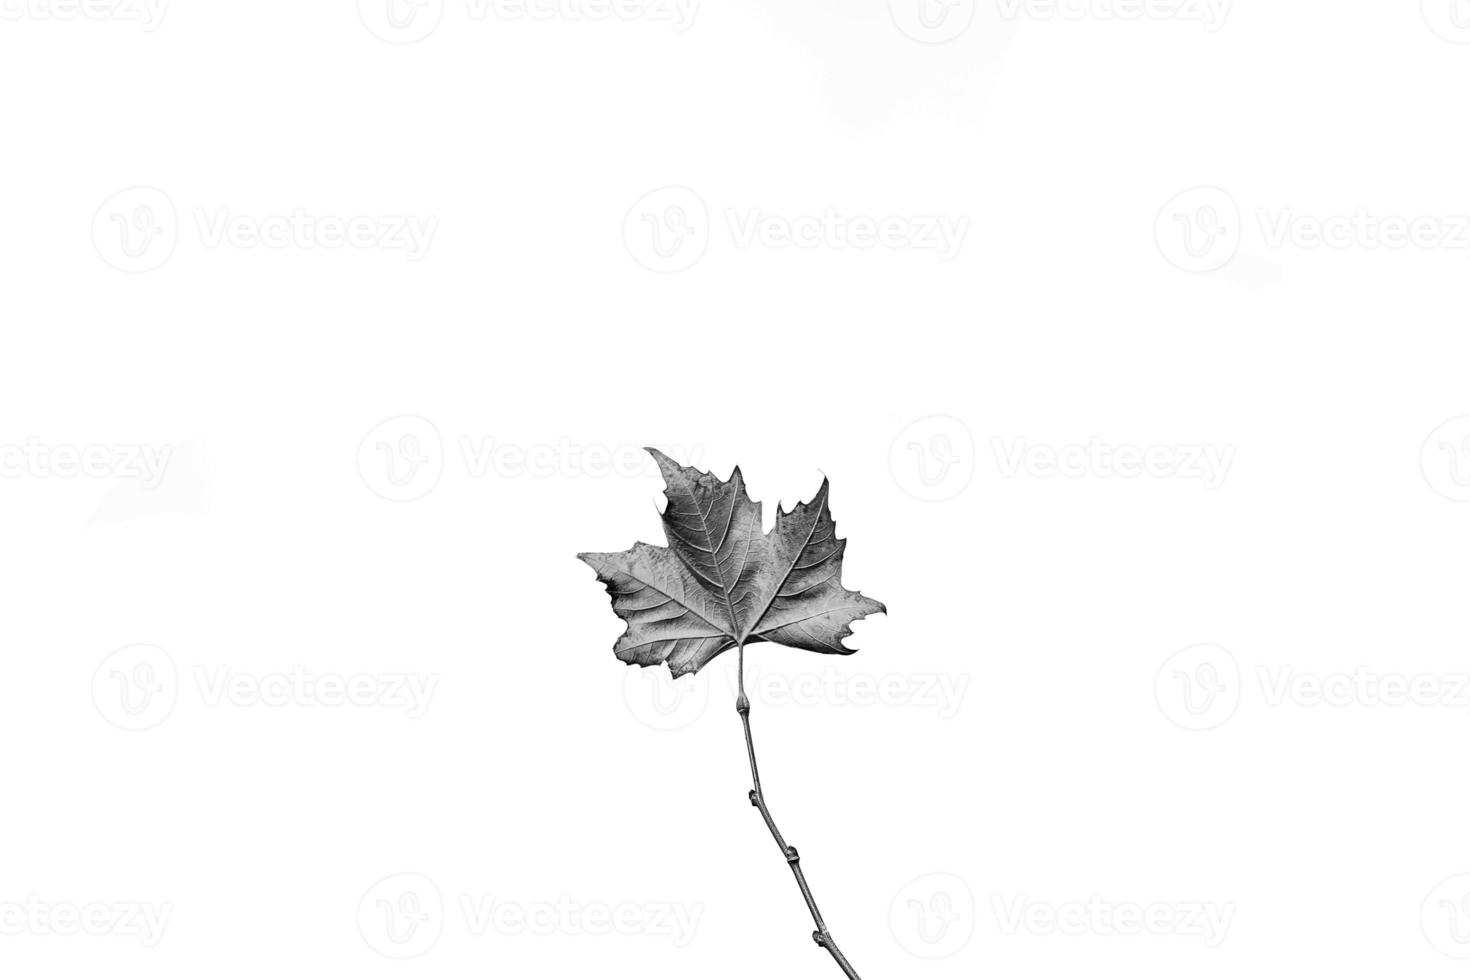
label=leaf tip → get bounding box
[644,447,686,488]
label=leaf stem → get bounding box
[735,644,863,979]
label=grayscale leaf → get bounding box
[578,449,885,676]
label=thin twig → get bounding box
[735,644,863,979]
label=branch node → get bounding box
[748,789,760,808]
[785,846,800,864]
[812,930,829,948]
[736,694,750,715]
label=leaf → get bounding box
[578,449,885,676]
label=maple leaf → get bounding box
[578,449,885,677]
[578,449,887,978]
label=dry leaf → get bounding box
[579,449,885,676]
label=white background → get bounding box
[4,0,1470,977]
